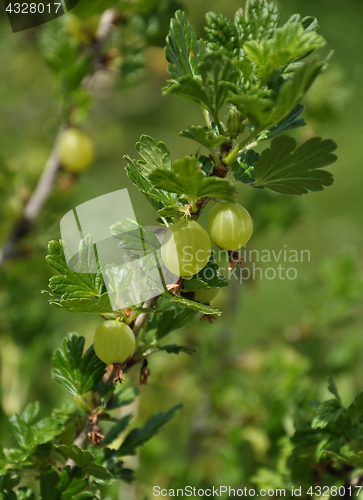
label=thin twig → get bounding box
[132,296,160,337]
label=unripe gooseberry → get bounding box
[93,320,135,366]
[207,202,253,251]
[57,128,95,173]
[161,219,211,277]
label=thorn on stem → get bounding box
[166,277,183,295]
[140,359,151,385]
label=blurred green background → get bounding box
[0,0,362,498]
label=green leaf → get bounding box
[183,260,229,292]
[46,240,114,315]
[102,266,135,301]
[157,205,188,218]
[234,0,281,45]
[118,405,183,456]
[312,400,344,429]
[40,466,91,500]
[110,219,160,253]
[152,305,197,340]
[39,27,92,111]
[46,293,114,315]
[204,12,239,58]
[39,467,58,500]
[102,415,133,446]
[162,290,221,316]
[327,375,342,403]
[16,487,35,500]
[347,393,363,421]
[164,53,237,115]
[244,22,326,82]
[233,150,261,185]
[125,137,177,210]
[180,126,230,152]
[258,104,306,141]
[263,103,306,139]
[198,53,238,114]
[148,156,236,206]
[135,135,172,173]
[56,445,112,480]
[52,333,106,396]
[165,11,204,80]
[9,404,66,454]
[229,56,325,130]
[105,386,139,410]
[253,135,336,195]
[158,344,198,356]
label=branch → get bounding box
[132,296,160,337]
[0,9,118,267]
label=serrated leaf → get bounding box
[118,405,183,456]
[46,240,114,315]
[180,126,230,152]
[104,385,139,410]
[165,11,204,80]
[124,137,177,211]
[198,53,238,114]
[9,406,65,454]
[158,344,198,355]
[125,156,176,211]
[233,149,261,185]
[162,290,221,316]
[157,205,187,218]
[312,400,344,429]
[110,220,160,253]
[135,135,172,173]
[164,53,237,115]
[56,445,112,480]
[102,415,133,446]
[205,12,239,58]
[263,103,306,139]
[183,260,229,291]
[102,266,135,300]
[40,467,58,500]
[153,307,197,340]
[47,293,114,315]
[234,0,281,45]
[244,22,326,82]
[148,156,236,205]
[40,466,91,500]
[229,56,325,130]
[253,135,336,195]
[52,333,106,396]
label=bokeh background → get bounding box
[0,0,362,498]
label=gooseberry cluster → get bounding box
[162,201,253,276]
[92,202,252,377]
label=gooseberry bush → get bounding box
[5,0,363,498]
